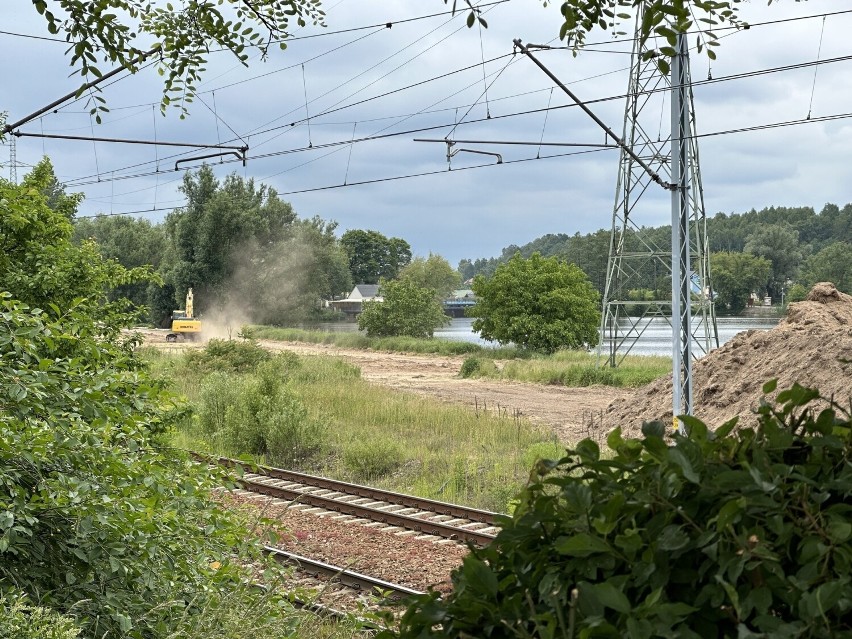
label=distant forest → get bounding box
[458,204,852,313]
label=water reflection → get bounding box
[315,315,780,357]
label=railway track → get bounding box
[265,546,424,600]
[208,455,501,546]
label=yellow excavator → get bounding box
[166,288,202,342]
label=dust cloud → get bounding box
[209,233,325,332]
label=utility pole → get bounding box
[599,11,717,426]
[671,33,693,429]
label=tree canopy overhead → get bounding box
[451,0,761,74]
[29,0,325,117]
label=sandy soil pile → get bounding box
[603,282,852,437]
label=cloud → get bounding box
[4,0,852,267]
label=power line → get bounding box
[76,105,852,218]
[244,1,507,147]
[12,131,246,151]
[32,7,852,193]
[61,48,852,188]
[0,29,65,43]
[59,12,521,184]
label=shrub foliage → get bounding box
[196,349,326,468]
[469,252,600,354]
[386,382,852,638]
[358,278,450,339]
[0,298,304,637]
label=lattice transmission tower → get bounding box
[599,13,718,367]
[8,135,17,184]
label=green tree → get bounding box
[458,258,476,282]
[799,242,852,293]
[163,166,298,315]
[398,253,461,299]
[1,164,304,637]
[226,216,352,325]
[0,161,155,317]
[357,278,450,338]
[340,229,412,284]
[744,223,804,301]
[469,252,600,353]
[710,251,771,314]
[452,0,748,75]
[21,158,83,220]
[294,216,354,300]
[73,216,166,312]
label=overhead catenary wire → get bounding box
[77,105,852,217]
[536,88,554,158]
[514,38,672,190]
[12,131,247,151]
[31,3,812,154]
[58,8,523,184]
[477,12,492,118]
[343,122,357,185]
[11,3,850,134]
[246,2,508,151]
[150,26,851,177]
[302,64,313,148]
[30,5,852,205]
[60,58,631,186]
[2,47,160,134]
[63,47,852,189]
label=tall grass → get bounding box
[460,350,671,388]
[145,345,561,512]
[248,326,669,388]
[245,325,527,358]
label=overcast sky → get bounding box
[3,0,852,266]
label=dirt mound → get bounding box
[603,282,852,437]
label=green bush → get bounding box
[459,356,498,378]
[385,382,852,638]
[0,299,303,638]
[198,359,325,468]
[198,371,247,434]
[342,440,405,481]
[0,593,81,639]
[358,279,450,339]
[185,338,272,373]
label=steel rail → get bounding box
[264,546,424,599]
[242,475,497,547]
[209,455,499,525]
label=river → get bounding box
[317,316,780,358]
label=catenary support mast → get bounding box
[671,32,694,428]
[598,13,717,416]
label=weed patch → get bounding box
[148,343,555,512]
[342,440,405,482]
[459,356,499,378]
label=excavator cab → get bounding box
[166,289,202,342]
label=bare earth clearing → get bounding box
[259,340,630,443]
[606,282,852,436]
[141,329,629,444]
[141,282,852,443]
